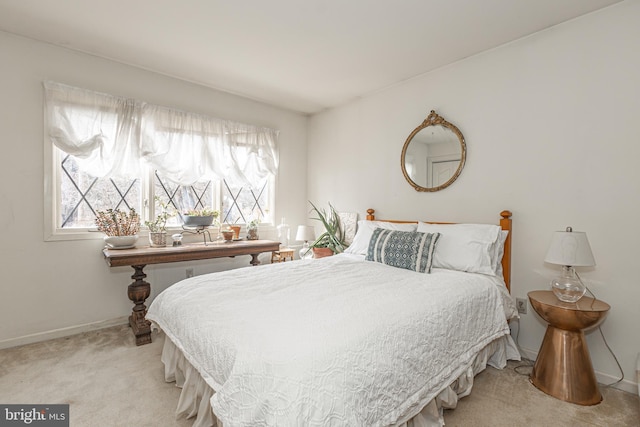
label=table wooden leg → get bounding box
[250,253,261,266]
[127,264,152,346]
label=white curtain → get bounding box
[223,120,279,188]
[140,103,279,186]
[44,82,279,185]
[44,81,142,178]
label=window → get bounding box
[44,82,277,239]
[58,152,142,228]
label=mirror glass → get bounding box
[401,110,466,192]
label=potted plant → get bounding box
[308,202,347,258]
[221,227,235,242]
[246,218,260,240]
[145,198,175,247]
[181,208,220,227]
[95,208,141,249]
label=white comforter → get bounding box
[147,254,514,427]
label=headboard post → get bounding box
[500,210,512,292]
[366,209,375,221]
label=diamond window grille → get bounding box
[57,154,272,230]
[153,172,271,226]
[59,154,141,228]
[153,171,215,226]
[221,178,270,225]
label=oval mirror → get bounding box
[401,110,466,192]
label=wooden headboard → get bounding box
[365,209,513,292]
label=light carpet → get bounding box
[0,324,638,426]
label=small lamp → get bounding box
[295,225,316,260]
[544,227,596,303]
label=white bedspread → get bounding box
[147,254,514,427]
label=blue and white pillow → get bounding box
[366,228,440,273]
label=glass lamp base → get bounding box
[551,266,586,303]
[299,244,313,260]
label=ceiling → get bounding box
[0,0,622,114]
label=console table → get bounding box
[103,239,280,345]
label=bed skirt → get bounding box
[160,332,519,427]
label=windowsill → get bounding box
[44,225,277,242]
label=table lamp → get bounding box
[544,226,596,303]
[295,225,316,260]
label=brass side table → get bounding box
[528,290,610,405]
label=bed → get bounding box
[147,209,520,426]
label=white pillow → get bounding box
[345,220,418,255]
[416,222,502,275]
[492,230,509,278]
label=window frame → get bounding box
[44,135,276,242]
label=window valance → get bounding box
[44,81,279,186]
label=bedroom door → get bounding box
[428,158,461,188]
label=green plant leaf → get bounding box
[308,201,347,253]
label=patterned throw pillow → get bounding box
[366,228,440,273]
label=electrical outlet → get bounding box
[516,298,527,314]
[186,268,194,278]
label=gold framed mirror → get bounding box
[401,110,466,192]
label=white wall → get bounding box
[0,31,308,346]
[308,1,640,393]
[2,0,638,394]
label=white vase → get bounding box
[104,235,138,249]
[277,217,290,248]
[149,232,167,247]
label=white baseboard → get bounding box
[517,345,639,395]
[637,352,640,396]
[0,316,129,350]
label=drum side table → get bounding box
[528,290,610,405]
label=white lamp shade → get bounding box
[295,225,316,242]
[544,229,595,267]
